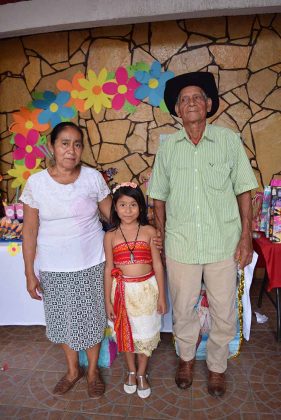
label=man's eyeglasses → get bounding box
[178,94,207,105]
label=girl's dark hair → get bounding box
[50,122,84,145]
[110,185,149,228]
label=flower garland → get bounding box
[7,61,174,194]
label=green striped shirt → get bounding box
[148,124,258,264]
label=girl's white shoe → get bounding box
[137,374,151,399]
[123,371,137,394]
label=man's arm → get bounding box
[234,191,253,269]
[153,199,166,240]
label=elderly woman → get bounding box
[20,121,112,398]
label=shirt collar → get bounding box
[175,124,215,143]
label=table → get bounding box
[253,234,281,341]
[0,240,257,347]
[0,242,45,326]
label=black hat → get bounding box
[164,71,219,118]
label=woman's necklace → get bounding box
[119,223,140,263]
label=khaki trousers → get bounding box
[166,256,237,373]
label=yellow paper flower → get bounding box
[7,242,21,256]
[8,160,42,188]
[78,69,112,113]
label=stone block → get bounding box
[69,30,90,56]
[24,57,41,92]
[219,70,249,94]
[126,134,146,154]
[98,143,128,163]
[102,159,132,183]
[249,29,281,72]
[185,17,226,38]
[169,47,211,75]
[23,32,68,65]
[86,120,100,145]
[247,69,277,104]
[125,153,147,175]
[262,88,281,111]
[0,38,27,75]
[150,21,187,63]
[128,102,153,123]
[87,39,131,74]
[252,113,281,186]
[99,120,130,144]
[0,78,31,112]
[209,45,251,69]
[227,102,252,131]
[148,125,177,155]
[228,16,254,39]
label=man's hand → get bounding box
[234,235,253,269]
[152,230,163,251]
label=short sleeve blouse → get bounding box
[20,166,111,272]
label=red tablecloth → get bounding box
[253,234,281,291]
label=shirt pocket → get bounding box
[204,162,231,191]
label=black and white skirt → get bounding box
[40,262,106,351]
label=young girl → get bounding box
[104,182,166,399]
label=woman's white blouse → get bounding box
[20,166,110,272]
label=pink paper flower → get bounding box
[102,67,140,110]
[13,130,44,169]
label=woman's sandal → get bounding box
[123,371,137,394]
[137,374,151,399]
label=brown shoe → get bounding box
[175,357,195,389]
[53,367,84,395]
[207,370,226,397]
[87,370,105,399]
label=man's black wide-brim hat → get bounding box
[164,71,219,118]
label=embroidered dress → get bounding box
[111,241,161,357]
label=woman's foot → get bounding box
[87,370,105,399]
[137,374,151,399]
[124,371,137,394]
[53,367,84,395]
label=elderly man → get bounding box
[148,72,258,397]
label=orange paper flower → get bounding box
[57,73,86,112]
[10,108,49,136]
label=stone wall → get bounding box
[1,14,281,201]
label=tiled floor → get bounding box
[0,280,280,419]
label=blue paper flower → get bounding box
[134,61,174,107]
[33,91,75,128]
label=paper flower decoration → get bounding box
[102,67,140,110]
[8,160,42,188]
[134,61,174,107]
[12,130,45,169]
[57,73,86,112]
[10,108,49,137]
[32,91,75,128]
[7,242,21,256]
[78,69,112,113]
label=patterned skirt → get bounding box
[40,263,107,351]
[111,274,161,357]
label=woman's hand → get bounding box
[105,301,116,322]
[26,273,42,300]
[157,296,167,315]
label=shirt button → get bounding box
[195,151,197,155]
[195,186,198,190]
[198,224,200,228]
[197,205,199,209]
[195,168,198,172]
